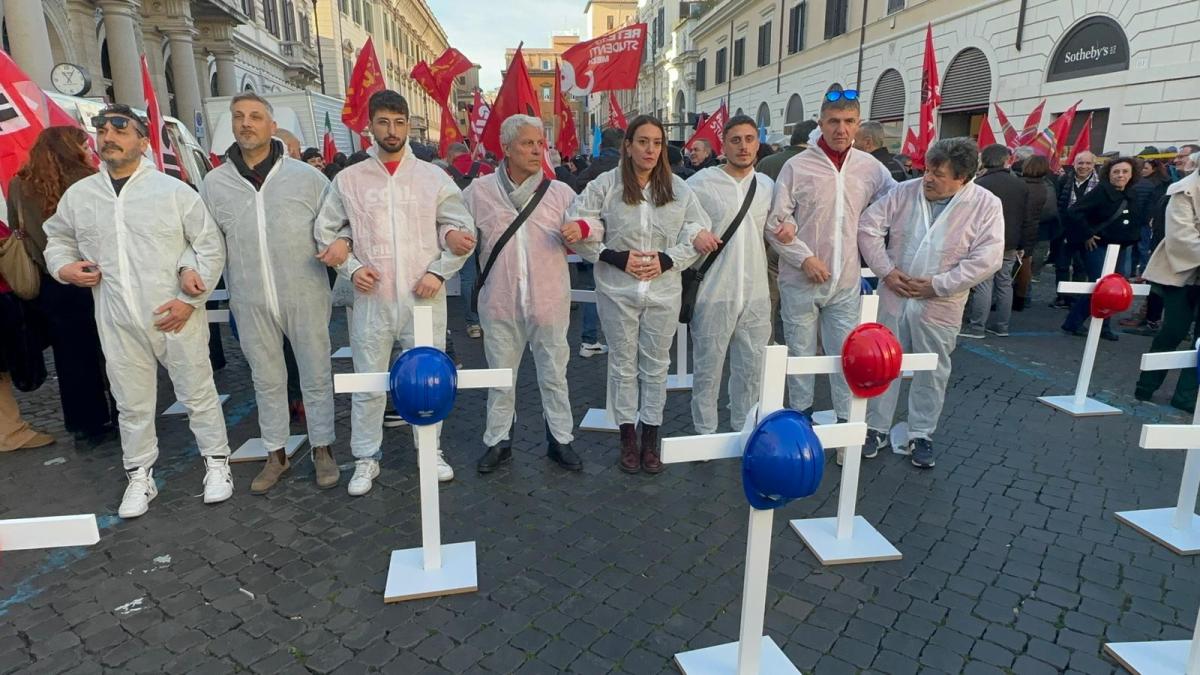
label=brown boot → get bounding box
[618,423,640,473]
[250,449,290,494]
[640,424,663,474]
[312,446,339,489]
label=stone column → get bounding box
[97,0,143,105]
[65,0,103,95]
[5,0,55,88]
[211,47,239,96]
[161,22,203,132]
[194,47,211,99]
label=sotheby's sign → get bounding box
[1048,16,1130,82]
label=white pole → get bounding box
[1188,604,1200,675]
[677,323,689,379]
[418,424,442,571]
[836,396,869,540]
[735,509,773,675]
[1071,245,1120,408]
[1173,402,1200,530]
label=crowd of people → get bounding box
[1,86,1197,520]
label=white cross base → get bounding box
[332,346,353,359]
[230,435,307,463]
[1105,606,1200,675]
[332,305,512,603]
[1038,244,1150,416]
[1114,345,1200,555]
[662,344,866,675]
[0,514,99,551]
[165,290,232,415]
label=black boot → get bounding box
[545,423,582,471]
[619,424,640,473]
[476,442,512,473]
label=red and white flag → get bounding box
[684,101,728,156]
[322,111,338,164]
[994,103,1018,147]
[1029,101,1080,171]
[0,50,82,195]
[1017,100,1045,146]
[913,23,940,170]
[554,65,580,158]
[977,118,997,148]
[468,90,490,158]
[901,128,920,157]
[140,55,185,181]
[559,23,647,96]
[607,92,627,130]
[1067,113,1093,166]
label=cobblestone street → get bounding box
[1,271,1198,674]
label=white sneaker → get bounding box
[119,467,158,518]
[579,342,609,358]
[383,413,407,428]
[437,451,454,482]
[348,459,380,496]
[203,456,234,504]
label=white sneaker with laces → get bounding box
[579,342,609,358]
[119,467,158,518]
[348,459,380,496]
[203,456,234,504]
[437,450,454,482]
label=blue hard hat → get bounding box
[741,409,825,510]
[859,277,873,295]
[388,346,458,426]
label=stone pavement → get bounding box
[1,269,1198,674]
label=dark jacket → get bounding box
[1033,176,1060,242]
[756,145,801,181]
[1056,170,1100,218]
[870,147,910,182]
[554,165,578,192]
[1020,175,1049,252]
[1132,176,1170,244]
[574,148,620,193]
[1065,180,1139,245]
[975,168,1031,251]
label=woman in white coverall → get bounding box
[685,115,775,435]
[857,138,1005,469]
[44,104,231,518]
[463,115,601,473]
[571,115,714,474]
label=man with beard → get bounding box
[201,92,339,494]
[315,90,476,496]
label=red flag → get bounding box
[607,92,627,130]
[436,104,464,157]
[554,65,580,158]
[994,103,1018,147]
[684,101,728,157]
[977,118,997,148]
[901,128,920,157]
[322,111,338,164]
[559,23,647,96]
[1029,101,1080,171]
[359,131,371,151]
[411,48,472,103]
[0,50,82,195]
[914,23,940,170]
[140,55,167,173]
[468,90,490,157]
[480,45,552,179]
[1017,100,1045,146]
[341,38,386,133]
[1067,113,1093,166]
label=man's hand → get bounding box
[882,269,914,297]
[774,221,797,244]
[316,238,350,267]
[1084,235,1100,252]
[445,230,476,256]
[413,272,444,299]
[179,269,206,297]
[693,230,721,255]
[352,266,380,294]
[560,221,584,245]
[153,299,194,333]
[908,277,936,299]
[59,261,102,287]
[801,256,831,284]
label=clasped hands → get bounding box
[883,269,936,299]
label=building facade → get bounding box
[683,0,1199,154]
[630,0,705,141]
[583,0,637,137]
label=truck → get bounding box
[202,90,352,157]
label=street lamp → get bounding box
[312,0,326,93]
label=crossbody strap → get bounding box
[695,175,758,276]
[477,178,552,287]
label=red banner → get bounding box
[559,23,647,96]
[0,51,81,195]
[994,102,1018,148]
[1067,113,1093,166]
[411,48,472,103]
[468,90,490,157]
[913,23,940,170]
[1029,101,1080,172]
[1017,100,1045,146]
[554,65,579,158]
[977,119,997,148]
[140,56,166,172]
[341,38,386,133]
[480,46,552,178]
[901,128,920,158]
[684,101,728,156]
[607,92,627,130]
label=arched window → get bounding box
[784,94,804,133]
[755,102,771,131]
[869,68,905,122]
[940,48,991,113]
[1047,16,1129,82]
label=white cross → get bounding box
[333,305,513,603]
[660,345,867,675]
[790,295,938,564]
[1038,244,1150,416]
[161,286,232,417]
[0,515,99,551]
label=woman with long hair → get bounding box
[1013,155,1054,310]
[571,115,714,474]
[7,126,118,447]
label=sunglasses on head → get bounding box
[824,89,859,102]
[91,115,145,135]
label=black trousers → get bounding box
[33,276,117,434]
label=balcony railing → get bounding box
[281,41,320,80]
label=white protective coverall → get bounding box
[314,147,474,460]
[200,143,335,452]
[44,159,230,470]
[685,167,774,434]
[768,147,896,419]
[858,180,1005,439]
[571,169,709,426]
[462,168,601,447]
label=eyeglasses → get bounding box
[824,89,859,102]
[91,115,145,135]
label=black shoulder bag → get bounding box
[678,177,757,323]
[470,178,552,314]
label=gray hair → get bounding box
[857,121,886,149]
[979,143,1011,169]
[925,137,980,180]
[230,92,274,116]
[1013,145,1035,162]
[500,114,544,147]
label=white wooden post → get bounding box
[1113,343,1200,555]
[332,305,513,602]
[667,322,694,391]
[790,296,938,564]
[1038,244,1149,417]
[162,288,232,416]
[0,515,100,550]
[662,344,867,674]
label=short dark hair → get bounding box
[1100,156,1141,189]
[301,147,322,161]
[925,137,980,180]
[1182,144,1200,155]
[723,114,757,137]
[600,127,624,150]
[979,144,1011,170]
[368,90,408,120]
[820,96,860,117]
[1022,155,1050,179]
[96,103,149,136]
[790,120,817,147]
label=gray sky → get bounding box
[426,0,588,90]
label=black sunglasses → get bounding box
[824,89,859,102]
[91,115,145,135]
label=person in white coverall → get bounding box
[462,115,599,474]
[571,115,714,475]
[685,115,776,435]
[44,104,232,519]
[767,92,895,446]
[314,90,476,496]
[858,137,1005,469]
[200,92,338,494]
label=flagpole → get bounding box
[312,0,326,94]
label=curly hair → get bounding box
[16,126,96,217]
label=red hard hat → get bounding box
[841,323,903,399]
[1090,273,1133,319]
